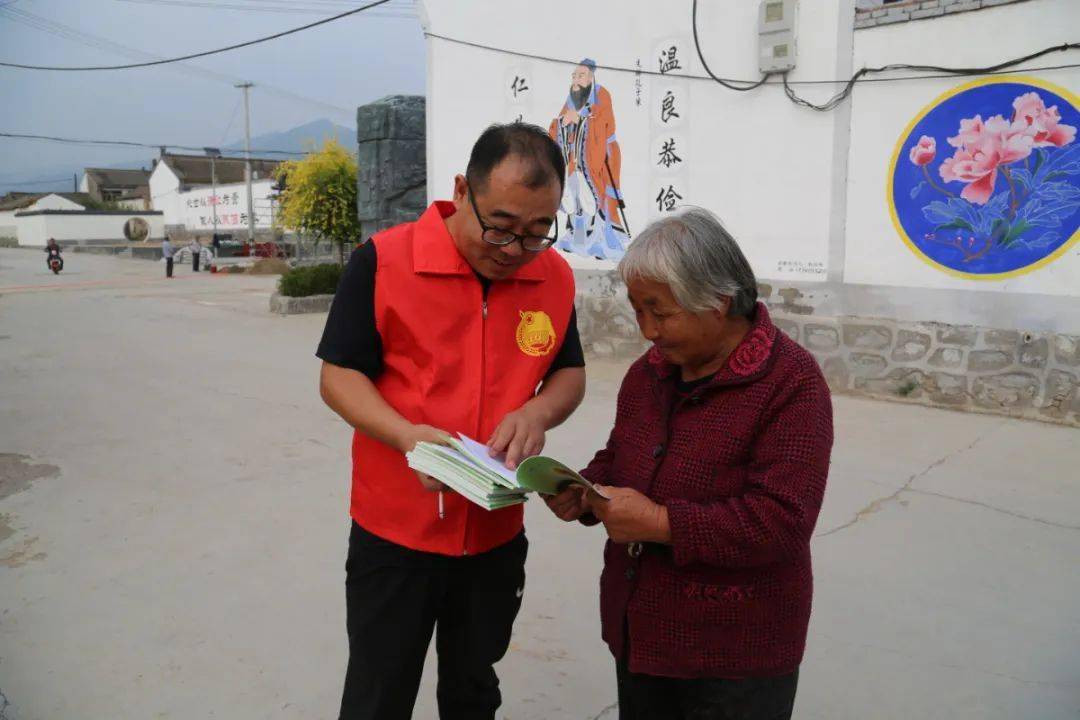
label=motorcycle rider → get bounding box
[44,238,63,272]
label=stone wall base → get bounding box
[270,293,334,316]
[70,245,165,260]
[764,312,1079,427]
[574,273,1080,428]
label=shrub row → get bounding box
[277,263,343,297]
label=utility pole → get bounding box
[236,82,256,247]
[204,147,221,242]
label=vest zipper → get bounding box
[464,297,488,557]
[478,298,488,435]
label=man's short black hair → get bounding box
[465,122,566,194]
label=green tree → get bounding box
[83,197,128,211]
[275,138,359,264]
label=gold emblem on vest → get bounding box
[516,310,557,357]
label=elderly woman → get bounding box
[546,208,833,719]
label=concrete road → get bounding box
[1,248,1077,719]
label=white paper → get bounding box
[455,434,518,484]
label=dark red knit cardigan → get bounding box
[580,302,834,679]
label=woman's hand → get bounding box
[543,485,590,522]
[592,486,671,544]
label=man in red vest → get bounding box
[318,123,586,720]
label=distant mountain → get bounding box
[227,119,356,156]
[0,118,356,196]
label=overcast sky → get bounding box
[0,0,425,187]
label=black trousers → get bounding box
[340,522,527,720]
[165,257,174,277]
[193,253,200,271]
[616,659,798,720]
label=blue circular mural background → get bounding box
[891,78,1080,278]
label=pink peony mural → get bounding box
[893,78,1080,278]
[909,135,936,166]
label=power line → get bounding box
[0,4,356,116]
[0,0,395,71]
[688,0,1080,111]
[0,130,309,156]
[423,32,1080,88]
[691,0,772,92]
[114,0,417,18]
[779,43,1080,111]
[0,176,74,187]
[220,97,243,146]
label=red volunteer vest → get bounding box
[351,201,576,556]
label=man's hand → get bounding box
[561,108,581,126]
[488,407,545,470]
[543,485,590,522]
[591,486,670,544]
[399,423,451,492]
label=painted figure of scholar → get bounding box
[549,58,630,260]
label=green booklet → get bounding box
[406,433,608,511]
[515,455,608,498]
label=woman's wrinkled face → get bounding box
[626,276,726,369]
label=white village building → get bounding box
[149,152,282,240]
[0,193,88,239]
[0,191,164,247]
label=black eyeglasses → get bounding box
[467,183,558,252]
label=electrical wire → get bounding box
[779,43,1080,112]
[424,31,1080,87]
[693,0,1079,110]
[0,0,395,71]
[0,130,308,156]
[220,97,242,146]
[691,0,773,91]
[0,176,74,187]
[114,0,417,18]
[0,4,355,117]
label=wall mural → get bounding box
[502,40,696,264]
[549,58,630,260]
[889,76,1079,280]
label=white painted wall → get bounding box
[422,0,1080,332]
[2,195,86,238]
[30,194,85,211]
[149,161,275,232]
[15,212,165,247]
[844,0,1080,296]
[117,197,149,211]
[422,0,843,281]
[172,180,276,233]
[149,162,182,229]
[0,213,16,237]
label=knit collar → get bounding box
[646,302,780,388]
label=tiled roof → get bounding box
[159,153,282,186]
[0,192,92,211]
[84,167,151,189]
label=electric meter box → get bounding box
[758,0,798,74]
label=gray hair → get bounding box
[618,207,758,317]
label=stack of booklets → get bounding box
[406,433,607,511]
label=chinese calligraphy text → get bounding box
[656,185,684,212]
[659,46,682,74]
